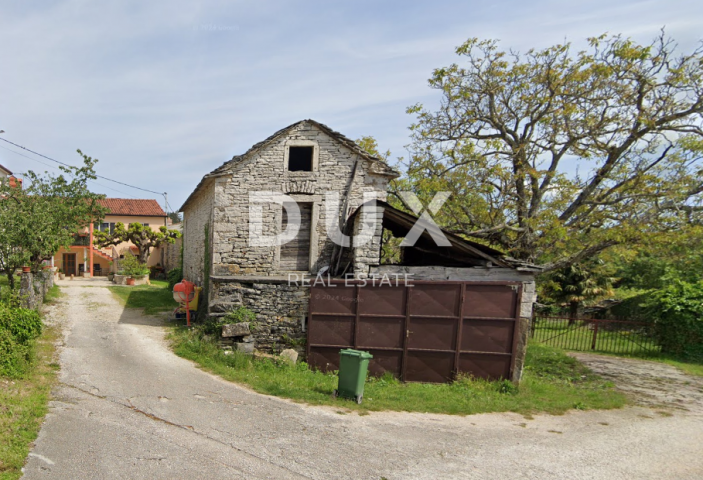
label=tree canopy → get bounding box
[403,32,703,272]
[0,151,107,287]
[94,222,180,264]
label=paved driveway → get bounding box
[23,280,703,479]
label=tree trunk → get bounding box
[568,301,579,326]
[6,271,15,290]
[138,247,150,265]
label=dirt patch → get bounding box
[570,353,703,414]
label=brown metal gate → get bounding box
[307,280,522,383]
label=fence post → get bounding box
[591,320,599,350]
[530,314,536,338]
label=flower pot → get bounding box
[107,273,115,282]
[59,274,65,280]
[126,277,136,286]
[22,266,31,273]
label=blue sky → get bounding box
[1,0,701,211]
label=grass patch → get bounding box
[108,280,177,315]
[0,324,59,480]
[43,284,62,305]
[168,328,626,416]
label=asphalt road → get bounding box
[22,278,703,479]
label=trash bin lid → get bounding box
[340,348,373,359]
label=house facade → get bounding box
[52,198,168,276]
[180,120,398,348]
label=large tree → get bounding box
[94,222,181,264]
[0,151,107,287]
[404,33,703,272]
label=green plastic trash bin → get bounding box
[334,349,373,404]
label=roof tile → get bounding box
[98,198,166,217]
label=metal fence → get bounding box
[530,315,661,356]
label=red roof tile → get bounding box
[97,198,166,217]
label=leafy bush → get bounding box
[167,268,183,290]
[119,253,150,277]
[648,281,703,359]
[0,329,30,378]
[224,306,256,324]
[0,304,42,343]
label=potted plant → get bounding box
[121,253,150,286]
[58,268,65,280]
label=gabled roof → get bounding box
[180,119,400,211]
[98,198,166,217]
[0,164,12,175]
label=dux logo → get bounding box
[248,191,451,248]
[397,192,451,247]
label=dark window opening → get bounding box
[288,146,314,172]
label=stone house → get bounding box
[180,120,398,350]
[180,120,537,376]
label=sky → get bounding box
[1,0,701,212]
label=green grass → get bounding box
[43,284,63,305]
[169,328,627,416]
[658,358,703,377]
[108,280,177,315]
[0,325,59,480]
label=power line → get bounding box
[0,137,166,197]
[1,142,139,199]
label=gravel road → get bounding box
[22,278,703,479]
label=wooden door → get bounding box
[63,253,76,276]
[280,203,312,271]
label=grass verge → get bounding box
[169,327,627,416]
[108,280,177,315]
[0,324,59,480]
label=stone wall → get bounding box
[369,265,537,382]
[19,270,54,310]
[163,234,182,272]
[209,276,308,354]
[182,182,214,285]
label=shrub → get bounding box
[648,281,703,359]
[224,306,256,324]
[0,304,42,343]
[0,328,31,378]
[167,268,183,290]
[119,253,150,277]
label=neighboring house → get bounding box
[52,198,168,276]
[180,120,538,371]
[0,163,21,188]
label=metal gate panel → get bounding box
[308,315,354,347]
[357,316,404,349]
[458,353,512,379]
[366,350,403,377]
[308,280,522,383]
[358,286,406,316]
[461,319,515,354]
[463,285,518,318]
[308,347,341,373]
[405,351,455,383]
[408,284,461,318]
[310,286,357,314]
[407,317,457,350]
